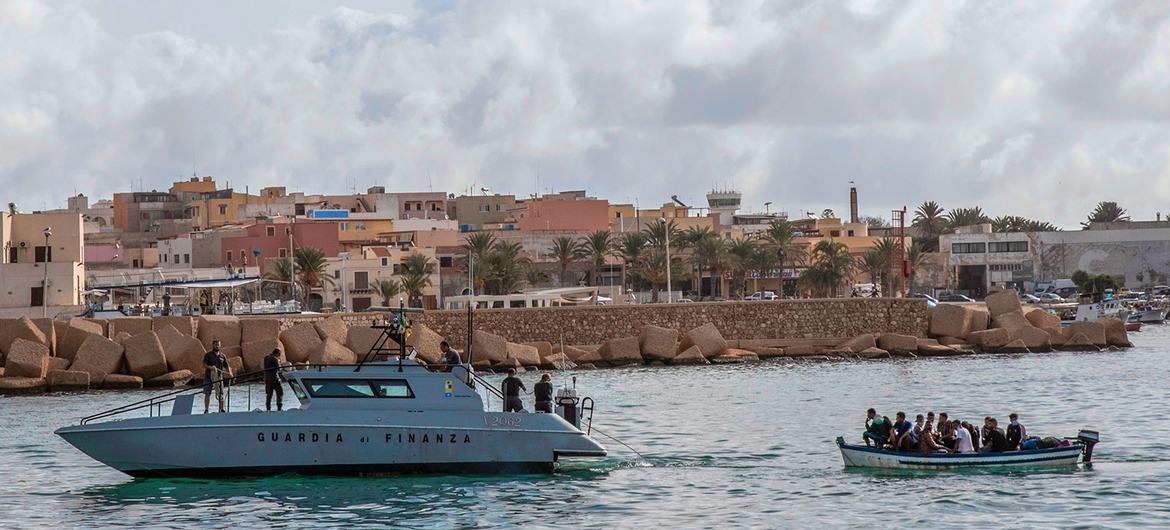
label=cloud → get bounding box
[0,0,1168,228]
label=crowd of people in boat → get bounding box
[862,409,1066,453]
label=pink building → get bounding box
[517,194,609,233]
[220,220,341,274]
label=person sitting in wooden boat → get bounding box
[980,417,1010,453]
[937,412,955,450]
[960,421,980,452]
[924,411,936,436]
[892,412,916,451]
[1006,413,1028,451]
[862,409,890,447]
[951,420,975,452]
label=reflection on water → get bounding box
[4,326,1170,527]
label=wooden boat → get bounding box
[836,430,1098,470]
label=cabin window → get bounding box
[371,379,414,398]
[302,380,377,398]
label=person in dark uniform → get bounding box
[439,341,462,372]
[263,348,284,411]
[534,373,553,413]
[202,339,231,414]
[981,417,1010,453]
[501,368,526,412]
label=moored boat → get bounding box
[836,430,1099,470]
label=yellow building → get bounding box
[338,218,395,245]
[0,212,86,316]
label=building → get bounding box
[939,221,1170,295]
[219,220,342,275]
[0,212,86,316]
[157,236,194,269]
[449,194,517,231]
[319,246,441,311]
[515,191,608,234]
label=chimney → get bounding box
[849,186,858,224]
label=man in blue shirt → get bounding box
[892,411,916,451]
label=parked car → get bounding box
[676,298,694,303]
[1020,294,1042,304]
[1035,292,1065,303]
[908,292,938,307]
[746,291,779,301]
[936,293,976,303]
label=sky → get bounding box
[2,0,1169,229]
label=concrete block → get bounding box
[557,345,590,362]
[157,324,208,377]
[310,338,357,365]
[47,356,69,371]
[991,310,1031,333]
[968,328,1011,349]
[522,341,553,360]
[241,318,282,343]
[541,352,575,368]
[966,307,990,333]
[1100,317,1131,347]
[671,345,709,365]
[405,323,444,364]
[153,316,196,336]
[684,323,727,357]
[838,333,877,353]
[47,369,90,391]
[4,338,50,378]
[937,336,970,347]
[197,315,242,350]
[756,347,787,359]
[58,318,105,362]
[347,326,395,359]
[877,333,918,352]
[101,374,143,390]
[783,345,823,357]
[997,339,1030,353]
[0,376,47,395]
[70,335,125,381]
[313,316,349,345]
[471,330,508,363]
[1012,326,1051,350]
[574,346,608,365]
[0,317,48,354]
[602,336,642,365]
[279,322,323,364]
[121,331,168,379]
[145,370,194,388]
[32,318,56,355]
[985,290,1022,317]
[506,342,542,367]
[243,338,284,373]
[640,325,679,361]
[1066,321,1107,347]
[227,355,243,377]
[1063,332,1099,351]
[929,304,970,338]
[858,347,890,359]
[1025,309,1063,333]
[109,317,153,337]
[918,344,959,356]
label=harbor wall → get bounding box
[274,298,929,348]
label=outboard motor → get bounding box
[1078,429,1100,464]
[556,385,580,429]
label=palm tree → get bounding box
[618,231,648,291]
[400,253,435,307]
[642,218,680,249]
[632,249,689,302]
[691,235,727,299]
[262,258,298,299]
[483,241,530,295]
[548,236,585,285]
[800,240,854,297]
[726,237,758,299]
[871,237,901,295]
[1085,201,1129,227]
[944,207,991,230]
[462,232,497,292]
[746,246,775,294]
[579,230,616,286]
[374,278,401,306]
[912,201,947,252]
[762,219,802,294]
[906,242,931,289]
[294,248,334,304]
[1022,219,1059,232]
[860,248,889,296]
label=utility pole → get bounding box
[42,227,52,317]
[661,216,672,303]
[286,217,296,305]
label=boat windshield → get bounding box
[302,379,415,399]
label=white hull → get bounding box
[837,441,1083,470]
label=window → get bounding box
[354,271,369,290]
[278,248,287,258]
[951,242,987,254]
[355,222,366,230]
[30,286,43,307]
[439,256,453,267]
[495,204,501,211]
[393,264,405,275]
[988,241,1028,253]
[352,297,372,312]
[989,263,1024,272]
[830,230,841,237]
[174,254,180,264]
[162,254,167,263]
[479,204,490,212]
[371,380,414,398]
[303,380,377,398]
[381,257,389,267]
[183,253,190,264]
[847,230,855,237]
[132,259,140,268]
[267,226,276,237]
[340,222,348,231]
[34,245,52,263]
[226,250,233,263]
[430,202,441,211]
[218,204,227,215]
[8,247,16,263]
[334,269,340,279]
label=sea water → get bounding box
[3,326,1170,528]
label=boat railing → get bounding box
[465,369,506,410]
[79,368,274,425]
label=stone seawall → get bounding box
[270,298,929,349]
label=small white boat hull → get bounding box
[836,438,1085,470]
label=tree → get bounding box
[945,207,990,229]
[262,258,298,300]
[860,248,890,296]
[482,241,530,295]
[643,218,681,249]
[294,248,334,305]
[762,219,802,296]
[618,231,649,291]
[579,230,615,287]
[1021,219,1059,232]
[374,278,401,306]
[726,237,759,298]
[859,215,888,229]
[1085,201,1129,227]
[461,232,498,292]
[1071,269,1117,301]
[631,249,690,302]
[691,236,727,299]
[912,201,947,252]
[547,236,585,285]
[800,240,854,297]
[906,242,931,289]
[400,253,436,307]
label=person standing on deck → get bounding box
[439,341,462,373]
[534,373,554,413]
[202,339,231,414]
[263,349,284,411]
[502,368,527,412]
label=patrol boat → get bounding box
[56,349,606,477]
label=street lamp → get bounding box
[660,217,672,304]
[41,227,52,317]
